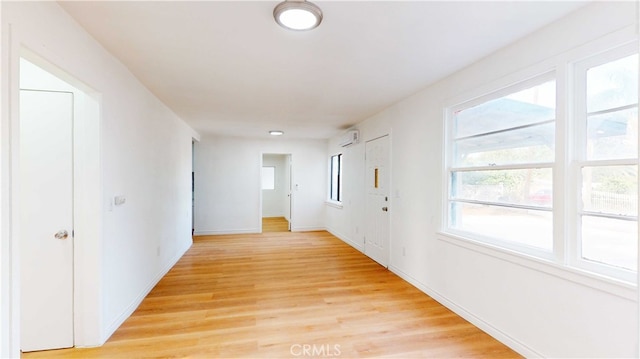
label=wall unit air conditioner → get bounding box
[339,130,359,147]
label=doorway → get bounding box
[364,135,390,267]
[261,153,292,232]
[20,88,74,352]
[17,56,101,352]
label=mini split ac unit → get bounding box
[339,130,359,147]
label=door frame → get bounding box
[260,153,293,232]
[19,88,75,351]
[363,134,391,268]
[2,43,103,356]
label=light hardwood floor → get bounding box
[22,231,520,358]
[262,216,289,232]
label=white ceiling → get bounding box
[59,1,588,140]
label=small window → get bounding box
[329,154,342,202]
[262,166,275,190]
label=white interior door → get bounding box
[20,89,74,352]
[364,135,390,267]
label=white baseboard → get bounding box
[326,227,364,253]
[387,265,541,358]
[101,239,192,343]
[291,226,325,232]
[195,226,326,235]
[193,228,259,236]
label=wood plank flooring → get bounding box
[262,216,289,232]
[22,231,520,358]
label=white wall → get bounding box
[1,2,198,356]
[195,135,326,234]
[326,2,638,358]
[262,154,288,218]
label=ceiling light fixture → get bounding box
[269,130,284,136]
[273,0,323,31]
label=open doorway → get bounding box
[261,153,292,232]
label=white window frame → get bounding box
[442,41,639,286]
[445,72,557,260]
[329,153,342,203]
[570,43,638,282]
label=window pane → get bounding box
[330,154,341,201]
[586,107,637,160]
[582,215,637,271]
[453,80,555,167]
[452,168,552,208]
[262,166,275,190]
[450,202,552,250]
[587,54,638,114]
[454,121,554,166]
[582,165,638,217]
[454,80,555,139]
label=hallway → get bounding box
[22,231,519,358]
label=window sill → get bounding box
[325,201,343,209]
[436,231,637,301]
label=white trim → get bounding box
[444,72,558,260]
[328,152,342,203]
[16,48,105,349]
[450,71,557,114]
[437,231,637,300]
[327,227,364,253]
[193,228,260,236]
[0,20,17,359]
[100,239,191,345]
[388,264,542,359]
[291,226,325,232]
[569,42,639,281]
[325,200,343,209]
[450,162,554,172]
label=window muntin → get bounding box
[448,78,556,251]
[329,154,342,202]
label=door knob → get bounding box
[382,207,388,212]
[54,230,69,240]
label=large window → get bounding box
[445,44,638,282]
[448,77,556,253]
[329,154,342,202]
[575,50,638,275]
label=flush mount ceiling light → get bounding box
[273,0,323,31]
[269,130,284,136]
